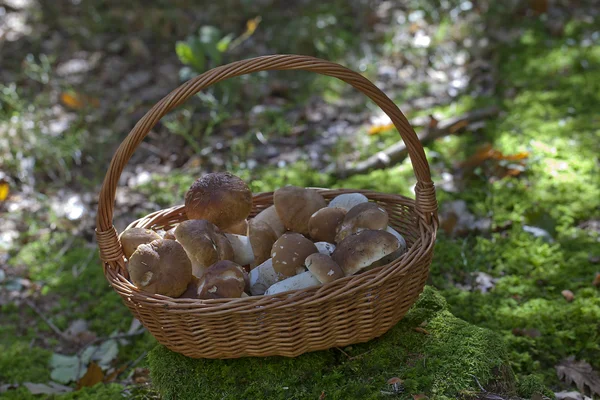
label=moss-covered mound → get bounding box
[148,287,521,399]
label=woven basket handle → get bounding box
[96,54,437,267]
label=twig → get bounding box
[24,299,71,342]
[335,106,500,178]
[335,347,374,361]
[469,373,487,392]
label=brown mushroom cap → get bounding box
[331,230,400,276]
[252,205,286,238]
[127,239,192,297]
[335,202,389,243]
[248,219,277,268]
[174,220,234,278]
[178,275,200,299]
[305,253,344,284]
[184,172,252,230]
[196,260,248,299]
[271,233,318,279]
[120,227,161,259]
[308,207,347,243]
[273,186,327,235]
[223,219,248,235]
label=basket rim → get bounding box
[104,189,437,313]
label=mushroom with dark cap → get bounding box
[223,219,248,235]
[174,220,234,278]
[248,219,277,268]
[335,202,389,243]
[252,205,286,238]
[184,172,252,230]
[308,207,346,243]
[271,233,318,279]
[332,230,400,276]
[127,239,192,297]
[120,227,161,259]
[305,253,344,284]
[273,186,326,235]
[196,260,249,299]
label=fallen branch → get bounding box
[24,299,72,342]
[334,106,500,178]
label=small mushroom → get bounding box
[305,253,344,284]
[120,227,161,259]
[271,233,318,279]
[127,239,192,297]
[252,205,286,238]
[327,193,369,211]
[248,219,277,268]
[174,220,234,278]
[273,186,327,235]
[178,275,200,299]
[196,260,248,299]
[185,172,252,230]
[314,242,336,256]
[308,207,347,243]
[264,271,321,295]
[223,219,248,235]
[335,202,389,243]
[224,233,255,266]
[248,258,278,295]
[332,230,400,276]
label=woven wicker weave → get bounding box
[96,55,438,359]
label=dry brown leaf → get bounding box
[368,123,395,136]
[561,290,575,302]
[412,394,428,400]
[319,390,326,400]
[60,92,99,110]
[593,273,600,287]
[132,367,150,384]
[556,357,600,397]
[76,362,104,389]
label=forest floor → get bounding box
[1,0,599,399]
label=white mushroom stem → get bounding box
[225,234,255,266]
[248,258,278,295]
[314,242,336,256]
[264,271,321,295]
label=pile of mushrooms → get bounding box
[119,172,408,300]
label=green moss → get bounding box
[148,286,518,399]
[0,343,51,383]
[0,384,125,400]
[517,374,554,399]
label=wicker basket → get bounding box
[96,55,438,359]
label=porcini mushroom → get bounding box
[163,227,176,241]
[264,271,321,295]
[273,186,326,235]
[184,172,252,230]
[223,219,248,235]
[308,207,346,243]
[372,226,408,266]
[332,230,400,276]
[224,233,255,266]
[248,219,277,268]
[174,220,234,278]
[314,242,336,256]
[120,227,161,259]
[271,233,318,279]
[252,205,286,238]
[327,192,369,211]
[335,202,389,243]
[127,239,192,297]
[305,253,344,284]
[196,260,248,299]
[248,258,278,295]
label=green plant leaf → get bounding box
[175,41,195,66]
[216,34,234,52]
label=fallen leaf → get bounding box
[23,382,73,395]
[94,339,119,368]
[556,357,600,397]
[368,123,395,136]
[562,290,575,302]
[49,353,81,384]
[60,92,99,110]
[413,327,430,335]
[319,390,326,400]
[593,273,600,287]
[132,368,150,384]
[65,319,96,344]
[0,180,9,201]
[77,362,104,389]
[412,394,428,400]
